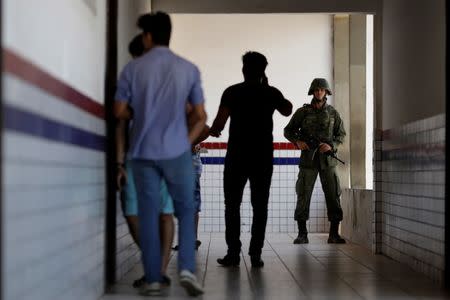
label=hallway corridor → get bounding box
[1,1,447,299]
[103,233,450,299]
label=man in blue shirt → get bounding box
[114,12,206,297]
[116,34,175,289]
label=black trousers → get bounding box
[223,156,273,257]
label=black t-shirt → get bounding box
[220,82,286,159]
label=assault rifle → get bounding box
[298,133,345,165]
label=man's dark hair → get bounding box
[137,11,172,46]
[242,51,268,80]
[128,34,144,58]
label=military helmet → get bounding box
[308,78,332,95]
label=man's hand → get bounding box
[295,141,310,150]
[210,106,230,138]
[209,128,221,137]
[117,166,127,191]
[319,143,332,153]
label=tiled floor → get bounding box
[102,233,450,299]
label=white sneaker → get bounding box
[179,270,204,296]
[139,281,161,296]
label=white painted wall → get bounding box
[170,14,334,141]
[3,0,106,103]
[118,0,152,72]
[381,0,445,129]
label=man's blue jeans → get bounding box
[131,151,196,283]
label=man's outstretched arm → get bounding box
[277,98,293,116]
[209,106,230,137]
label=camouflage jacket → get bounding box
[284,101,346,168]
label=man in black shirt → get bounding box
[210,52,293,267]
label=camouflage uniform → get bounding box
[284,78,346,243]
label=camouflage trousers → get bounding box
[294,166,343,222]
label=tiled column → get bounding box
[373,128,383,254]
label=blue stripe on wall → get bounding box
[201,157,300,165]
[201,157,225,164]
[4,104,105,151]
[273,157,300,165]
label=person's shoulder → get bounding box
[266,85,286,99]
[122,58,139,71]
[291,104,311,115]
[267,85,282,93]
[119,58,139,78]
[229,82,244,89]
[224,82,243,93]
[299,103,312,111]
[172,52,199,71]
[325,104,339,115]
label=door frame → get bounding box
[104,0,118,288]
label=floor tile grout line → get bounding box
[201,232,212,287]
[241,248,256,293]
[335,244,420,298]
[288,238,367,300]
[299,239,331,264]
[334,242,425,298]
[266,234,309,298]
[287,232,296,240]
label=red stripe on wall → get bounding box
[200,142,297,150]
[200,142,228,149]
[273,142,297,150]
[3,48,105,119]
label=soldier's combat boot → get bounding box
[328,221,346,244]
[293,221,309,244]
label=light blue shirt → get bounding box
[115,46,205,160]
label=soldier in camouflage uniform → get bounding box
[284,78,346,244]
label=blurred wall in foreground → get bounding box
[2,1,107,299]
